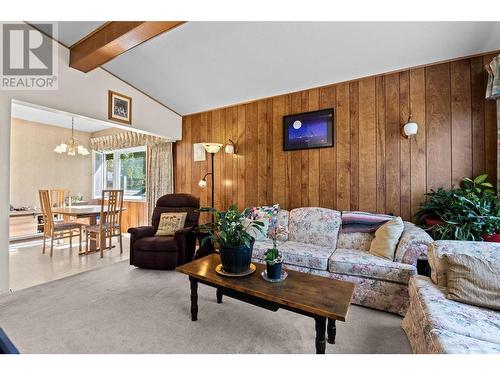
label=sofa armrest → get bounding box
[394,222,433,266]
[128,225,156,239]
[175,226,195,237]
[175,226,197,264]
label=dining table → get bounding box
[51,205,126,254]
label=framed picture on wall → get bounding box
[283,108,334,151]
[108,90,132,124]
[193,143,206,162]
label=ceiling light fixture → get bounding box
[54,117,90,156]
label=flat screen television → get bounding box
[283,108,334,151]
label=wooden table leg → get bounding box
[190,277,198,321]
[327,318,336,344]
[314,316,326,354]
[88,216,97,252]
[79,215,98,255]
[216,287,223,304]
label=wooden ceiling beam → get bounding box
[69,21,185,73]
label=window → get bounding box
[93,146,146,200]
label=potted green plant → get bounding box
[199,204,264,274]
[264,226,283,280]
[415,187,454,227]
[416,174,499,241]
[481,205,500,242]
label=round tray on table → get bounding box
[215,263,256,277]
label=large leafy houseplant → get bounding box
[199,204,264,273]
[416,174,499,241]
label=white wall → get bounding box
[10,119,93,208]
[0,22,182,292]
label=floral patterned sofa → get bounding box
[251,207,432,316]
[402,241,500,353]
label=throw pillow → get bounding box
[288,207,342,248]
[341,211,394,233]
[446,253,500,310]
[337,232,375,251]
[241,218,269,241]
[246,204,280,237]
[274,209,289,241]
[369,217,404,260]
[155,212,187,236]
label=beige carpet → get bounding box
[0,260,411,354]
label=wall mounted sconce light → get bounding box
[402,77,418,139]
[402,114,418,138]
[224,139,238,155]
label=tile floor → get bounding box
[8,235,130,291]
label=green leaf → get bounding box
[200,236,212,247]
[474,174,488,184]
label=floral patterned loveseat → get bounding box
[402,241,500,354]
[251,207,432,316]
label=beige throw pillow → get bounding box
[446,253,500,310]
[369,217,404,260]
[155,212,187,236]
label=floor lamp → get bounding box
[198,143,223,209]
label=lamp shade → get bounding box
[202,143,223,154]
[198,179,207,188]
[403,121,418,137]
[225,143,234,154]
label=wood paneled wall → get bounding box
[175,53,498,222]
[121,201,148,232]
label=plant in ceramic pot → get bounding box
[481,207,500,242]
[264,226,283,280]
[199,204,264,274]
[415,187,455,227]
[416,174,499,241]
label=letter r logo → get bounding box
[2,24,53,76]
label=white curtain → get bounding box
[485,55,500,193]
[147,142,174,221]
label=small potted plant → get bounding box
[199,204,264,274]
[264,226,283,280]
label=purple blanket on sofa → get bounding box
[341,211,393,233]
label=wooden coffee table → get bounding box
[176,254,355,354]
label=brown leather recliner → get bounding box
[128,193,200,270]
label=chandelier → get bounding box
[53,117,90,156]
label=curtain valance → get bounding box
[90,131,169,151]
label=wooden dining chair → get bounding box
[50,189,71,221]
[50,189,70,207]
[85,189,124,258]
[39,190,84,256]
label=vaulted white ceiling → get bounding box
[56,21,500,115]
[56,21,106,47]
